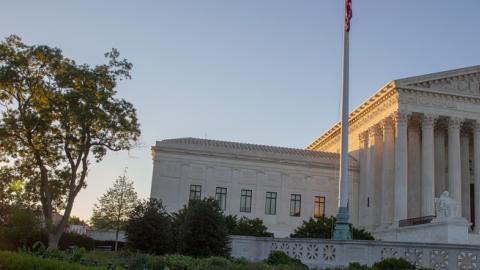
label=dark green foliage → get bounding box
[290,217,335,238]
[0,208,46,250]
[226,215,274,237]
[0,250,102,270]
[264,251,308,269]
[59,233,95,250]
[125,198,173,255]
[175,198,230,257]
[371,257,416,270]
[351,227,375,241]
[290,216,374,240]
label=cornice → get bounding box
[152,146,359,171]
[306,81,397,150]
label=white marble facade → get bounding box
[151,65,480,242]
[150,138,359,237]
[308,65,480,241]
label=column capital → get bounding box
[359,131,368,143]
[448,117,463,130]
[380,117,395,131]
[421,113,437,129]
[368,124,383,137]
[392,111,409,125]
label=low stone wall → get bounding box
[86,229,126,242]
[230,235,480,270]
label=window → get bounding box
[240,189,252,212]
[215,187,227,210]
[265,192,277,215]
[314,196,326,218]
[189,184,201,201]
[290,194,301,217]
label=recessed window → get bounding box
[265,192,277,215]
[240,189,252,212]
[314,196,326,218]
[215,187,227,210]
[189,184,201,201]
[290,194,301,217]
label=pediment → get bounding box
[396,65,480,96]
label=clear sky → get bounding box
[1,1,479,221]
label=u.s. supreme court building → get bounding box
[151,65,480,244]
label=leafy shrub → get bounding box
[351,227,374,241]
[125,198,173,255]
[0,208,46,250]
[175,198,230,257]
[149,254,196,269]
[226,215,274,237]
[371,257,416,270]
[290,216,374,240]
[0,250,102,270]
[264,250,307,269]
[59,232,96,250]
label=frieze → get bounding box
[408,73,480,96]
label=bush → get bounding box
[264,250,308,269]
[371,257,416,270]
[290,216,374,240]
[0,208,46,250]
[59,232,96,250]
[226,215,274,237]
[175,198,230,257]
[0,250,102,270]
[125,198,173,255]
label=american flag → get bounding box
[345,0,353,32]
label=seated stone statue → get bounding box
[435,191,457,218]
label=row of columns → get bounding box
[358,111,480,232]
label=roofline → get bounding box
[306,80,397,150]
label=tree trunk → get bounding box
[48,231,62,249]
[115,229,119,251]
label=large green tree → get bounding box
[0,35,140,248]
[90,171,138,251]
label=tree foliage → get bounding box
[174,198,230,257]
[290,216,374,240]
[90,174,138,230]
[225,215,273,237]
[125,198,173,255]
[90,172,138,250]
[0,35,140,248]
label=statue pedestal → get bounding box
[374,217,470,244]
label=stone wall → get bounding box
[230,235,480,269]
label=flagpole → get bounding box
[333,0,352,240]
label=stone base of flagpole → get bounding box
[333,206,352,240]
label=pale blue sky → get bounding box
[1,1,479,220]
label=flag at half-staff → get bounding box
[333,0,353,240]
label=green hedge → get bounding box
[0,251,102,270]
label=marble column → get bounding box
[460,128,471,221]
[381,117,395,227]
[408,118,421,218]
[366,127,377,228]
[358,132,368,227]
[448,117,462,217]
[434,125,447,197]
[421,114,436,217]
[473,122,480,233]
[373,126,383,227]
[394,111,409,224]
